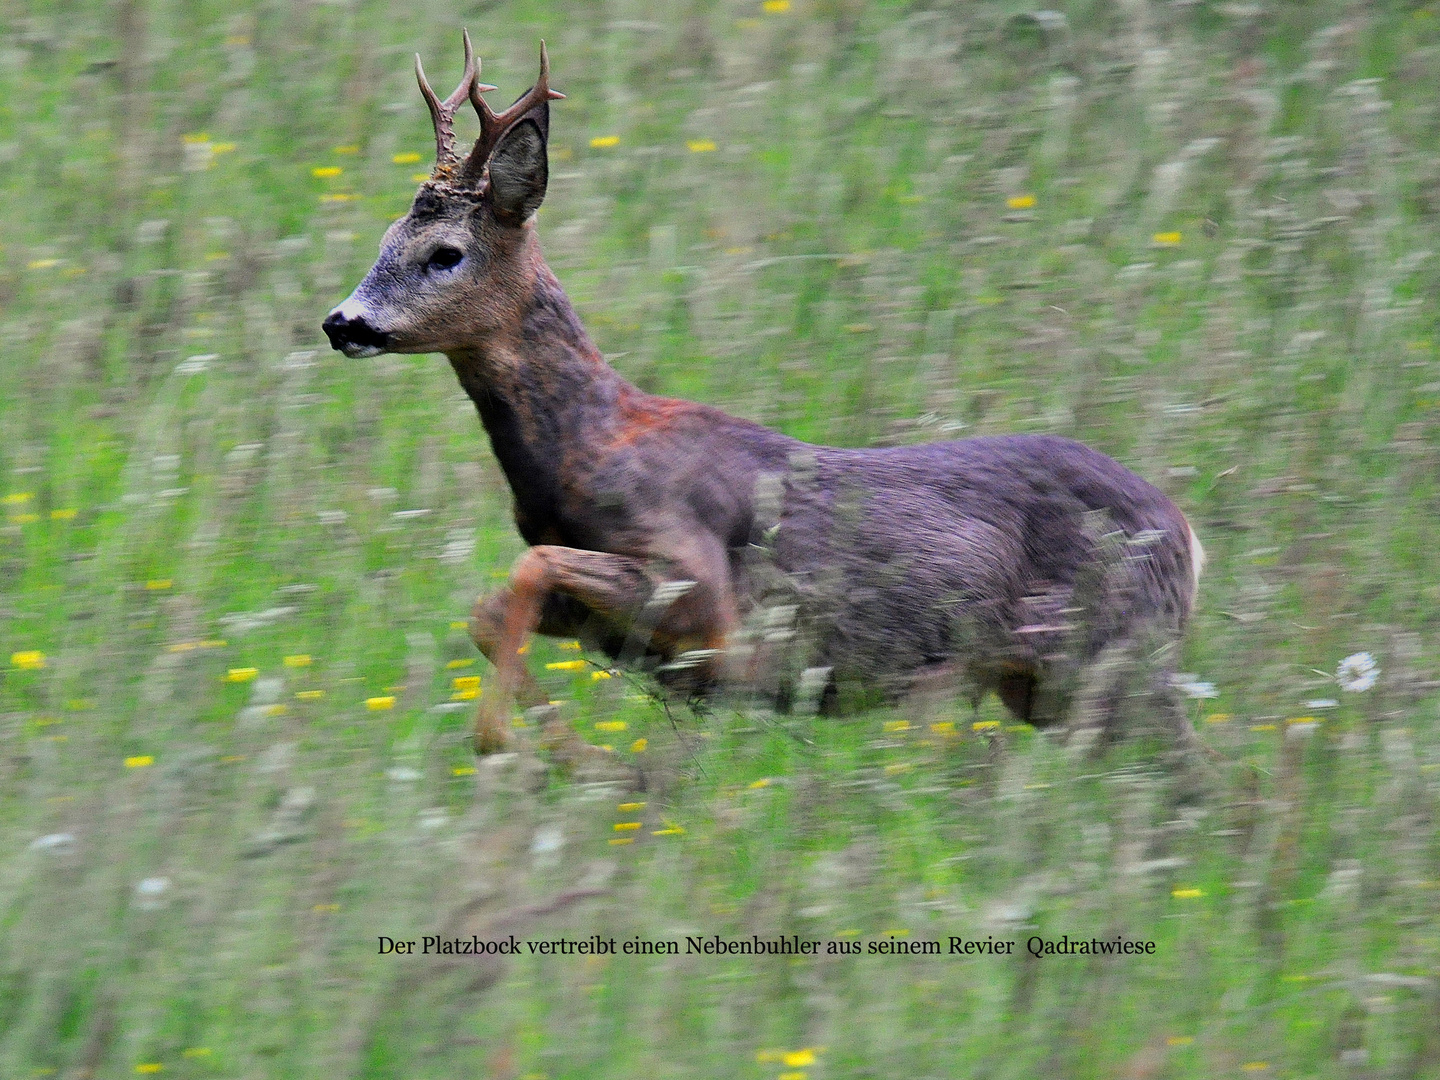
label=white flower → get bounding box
[28,832,77,854]
[1336,652,1379,693]
[135,876,171,910]
[1172,674,1219,699]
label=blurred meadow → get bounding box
[4,0,1440,1076]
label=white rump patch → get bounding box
[1186,520,1206,606]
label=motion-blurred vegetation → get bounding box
[3,0,1440,1076]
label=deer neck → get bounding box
[444,262,630,544]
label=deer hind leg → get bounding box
[1064,640,1136,759]
[994,664,1072,729]
[1065,632,1213,780]
[475,545,727,754]
[994,668,1038,722]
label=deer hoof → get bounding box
[474,709,510,755]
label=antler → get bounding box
[455,41,565,185]
[415,30,496,178]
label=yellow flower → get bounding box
[630,737,648,753]
[1250,723,1277,732]
[411,173,430,183]
[1152,231,1183,246]
[652,825,685,836]
[1171,887,1204,899]
[1006,194,1036,209]
[135,1065,163,1075]
[618,801,646,812]
[591,670,613,681]
[1241,1065,1269,1073]
[312,166,343,178]
[211,142,237,154]
[589,135,620,149]
[1166,1036,1194,1046]
[27,259,59,270]
[145,579,171,591]
[1204,713,1231,724]
[452,765,477,776]
[2,492,32,504]
[453,675,481,691]
[558,640,583,650]
[312,902,340,912]
[10,512,40,524]
[181,1048,212,1058]
[320,193,360,203]
[972,720,1000,732]
[200,639,227,648]
[763,0,791,11]
[393,152,422,164]
[334,144,360,155]
[545,659,587,671]
[296,690,325,701]
[283,654,312,668]
[687,139,717,153]
[747,777,771,789]
[614,822,642,832]
[366,696,396,710]
[125,755,154,768]
[265,704,288,717]
[884,762,912,775]
[446,658,475,668]
[930,721,956,734]
[450,620,469,631]
[182,132,210,143]
[50,508,76,520]
[778,1073,807,1080]
[883,720,910,732]
[11,650,46,670]
[609,837,634,845]
[225,667,258,682]
[595,720,628,733]
[783,1049,817,1067]
[451,688,479,701]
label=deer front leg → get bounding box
[475,545,730,754]
[468,588,560,712]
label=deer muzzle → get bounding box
[322,303,392,358]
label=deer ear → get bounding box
[487,112,548,223]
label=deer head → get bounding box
[323,33,565,358]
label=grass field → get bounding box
[4,0,1440,1076]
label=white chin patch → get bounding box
[342,343,385,359]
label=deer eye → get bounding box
[426,246,464,272]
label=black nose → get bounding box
[322,310,390,353]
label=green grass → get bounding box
[4,0,1440,1076]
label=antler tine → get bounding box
[416,30,492,176]
[457,40,565,184]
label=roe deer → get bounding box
[323,35,1208,761]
